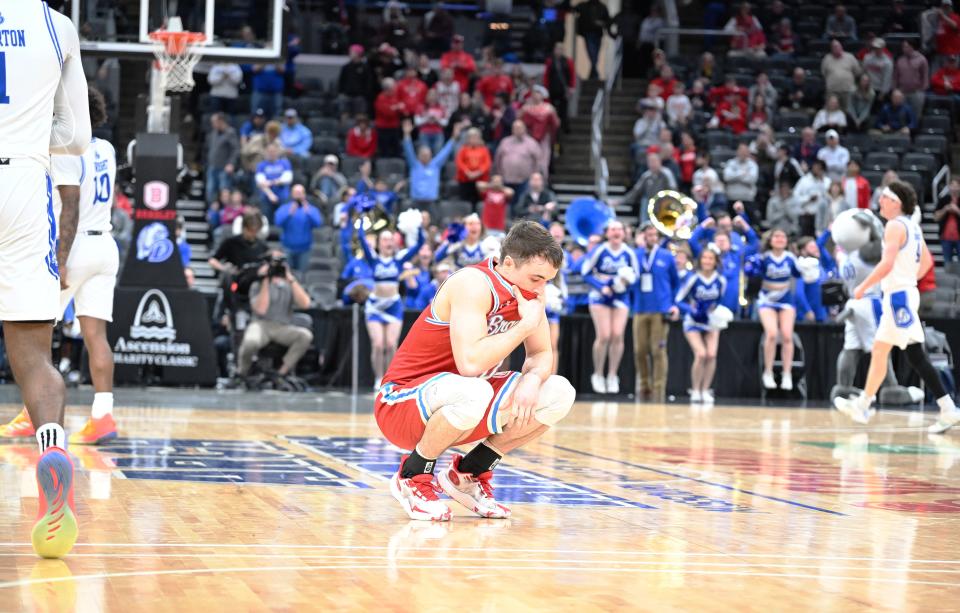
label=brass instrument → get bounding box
[647,190,699,240]
[351,204,392,256]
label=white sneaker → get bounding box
[606,374,620,394]
[437,454,511,519]
[762,371,777,389]
[702,390,715,404]
[690,390,702,403]
[389,459,451,522]
[591,373,606,394]
[834,394,874,425]
[780,374,793,391]
[929,409,960,434]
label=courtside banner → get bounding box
[108,287,217,385]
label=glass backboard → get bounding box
[66,0,286,61]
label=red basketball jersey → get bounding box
[383,257,536,385]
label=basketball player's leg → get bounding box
[900,343,960,433]
[69,317,118,445]
[605,305,629,393]
[68,253,120,444]
[377,374,495,521]
[440,374,576,517]
[588,304,611,391]
[758,307,779,387]
[778,307,796,390]
[1,155,78,558]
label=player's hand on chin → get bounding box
[510,374,541,429]
[513,285,545,333]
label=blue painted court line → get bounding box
[548,445,847,517]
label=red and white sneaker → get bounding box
[389,456,452,522]
[438,454,511,519]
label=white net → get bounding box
[151,33,205,93]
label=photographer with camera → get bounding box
[237,252,314,383]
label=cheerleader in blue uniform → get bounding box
[675,247,728,404]
[357,223,425,389]
[755,228,811,391]
[580,220,639,394]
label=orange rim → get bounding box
[149,30,205,56]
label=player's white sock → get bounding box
[36,423,66,453]
[936,395,958,414]
[91,393,114,419]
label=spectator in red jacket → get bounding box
[649,64,678,100]
[936,2,960,57]
[397,67,428,115]
[374,78,406,157]
[708,76,745,107]
[842,160,871,210]
[345,114,378,159]
[440,34,477,93]
[712,90,748,134]
[543,42,575,134]
[520,86,560,180]
[931,54,960,95]
[475,59,515,108]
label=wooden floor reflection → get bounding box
[2,398,960,611]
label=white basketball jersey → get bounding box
[881,216,924,293]
[0,2,82,163]
[77,138,116,233]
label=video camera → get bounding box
[267,253,288,278]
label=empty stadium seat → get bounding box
[311,136,341,156]
[919,116,951,136]
[375,157,407,178]
[863,151,899,172]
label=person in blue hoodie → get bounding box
[632,223,680,401]
[274,184,324,277]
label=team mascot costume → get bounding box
[829,209,923,405]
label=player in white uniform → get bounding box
[0,0,91,558]
[834,182,960,432]
[55,88,118,444]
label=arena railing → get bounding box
[933,164,951,202]
[589,36,622,203]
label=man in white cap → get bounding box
[816,129,850,182]
[862,37,894,99]
[311,154,348,206]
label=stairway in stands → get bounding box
[553,78,646,228]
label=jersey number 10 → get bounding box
[0,53,10,104]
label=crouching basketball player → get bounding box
[376,221,576,521]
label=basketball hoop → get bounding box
[149,28,206,92]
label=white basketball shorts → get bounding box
[0,160,61,321]
[59,233,119,322]
[875,287,925,350]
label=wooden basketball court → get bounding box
[2,394,960,611]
